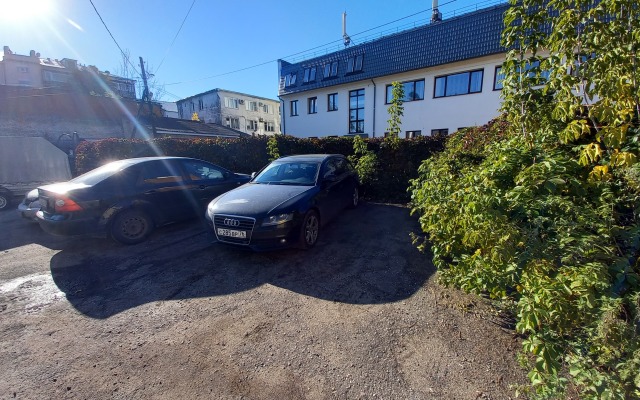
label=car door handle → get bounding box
[198,185,206,190]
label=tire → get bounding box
[0,192,10,211]
[348,186,359,209]
[299,210,319,249]
[110,209,154,245]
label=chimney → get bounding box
[342,12,351,47]
[30,50,36,57]
[431,0,442,23]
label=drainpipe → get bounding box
[278,96,286,135]
[370,79,377,137]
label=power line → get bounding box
[163,0,459,88]
[89,0,141,77]
[154,0,196,75]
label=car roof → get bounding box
[115,156,192,163]
[104,156,197,167]
[275,154,343,163]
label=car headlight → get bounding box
[25,188,39,201]
[262,212,294,226]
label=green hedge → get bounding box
[75,134,446,203]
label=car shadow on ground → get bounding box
[49,203,435,319]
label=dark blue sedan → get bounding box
[37,156,250,244]
[205,154,360,250]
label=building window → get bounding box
[524,59,551,85]
[494,66,505,90]
[349,89,365,134]
[303,67,317,83]
[385,79,425,103]
[308,97,317,114]
[17,66,29,73]
[406,130,422,139]
[225,117,240,129]
[571,53,596,78]
[434,69,484,98]
[198,99,204,110]
[290,100,299,116]
[346,55,364,73]
[323,62,338,79]
[431,128,449,135]
[247,120,259,131]
[247,101,258,111]
[262,104,273,114]
[328,93,338,111]
[264,121,275,132]
[43,70,69,83]
[285,73,297,87]
[224,97,239,109]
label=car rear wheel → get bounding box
[299,210,319,249]
[0,191,10,211]
[111,209,154,245]
[348,186,359,209]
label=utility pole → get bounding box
[139,57,157,138]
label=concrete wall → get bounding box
[0,136,71,186]
[281,54,505,138]
[0,116,131,140]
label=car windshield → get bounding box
[253,161,319,186]
[69,159,134,186]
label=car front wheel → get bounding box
[299,210,319,249]
[111,209,154,245]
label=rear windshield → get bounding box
[253,161,319,186]
[70,160,134,186]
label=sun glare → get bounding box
[0,0,53,24]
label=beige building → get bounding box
[177,89,281,136]
[0,46,136,99]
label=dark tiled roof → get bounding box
[143,117,249,138]
[278,4,509,96]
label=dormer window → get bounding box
[303,67,317,83]
[323,62,338,79]
[346,55,363,73]
[285,73,297,87]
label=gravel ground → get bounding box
[0,202,528,399]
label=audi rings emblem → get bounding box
[223,218,240,227]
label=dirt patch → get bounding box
[0,203,528,399]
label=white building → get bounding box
[177,89,281,136]
[277,4,508,138]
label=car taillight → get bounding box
[54,197,83,212]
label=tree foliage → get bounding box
[501,0,640,172]
[410,1,640,397]
[386,81,405,147]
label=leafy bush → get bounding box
[409,117,640,399]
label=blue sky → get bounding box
[0,0,503,102]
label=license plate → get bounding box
[217,228,247,239]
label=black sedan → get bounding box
[36,157,250,244]
[205,154,359,250]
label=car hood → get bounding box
[210,183,314,216]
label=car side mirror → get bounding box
[251,172,257,179]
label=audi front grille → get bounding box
[212,214,256,245]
